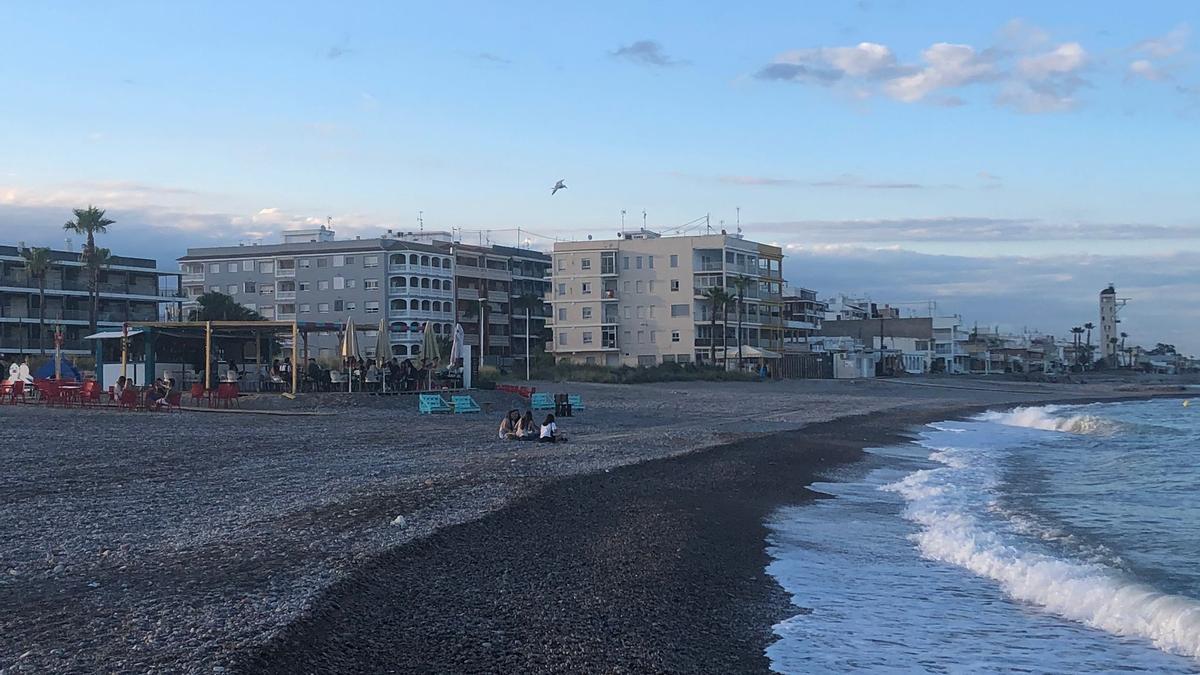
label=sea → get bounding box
[765,398,1200,673]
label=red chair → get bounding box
[34,380,60,406]
[80,381,102,407]
[118,388,139,411]
[5,381,27,405]
[215,383,239,408]
[188,383,208,406]
[165,391,183,412]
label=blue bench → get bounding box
[568,394,585,411]
[531,392,555,410]
[451,395,481,414]
[418,393,452,414]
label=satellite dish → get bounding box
[588,234,593,240]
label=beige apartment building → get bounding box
[546,230,784,367]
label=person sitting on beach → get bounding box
[539,414,566,443]
[517,411,538,440]
[498,409,520,440]
[113,375,128,401]
[145,378,167,409]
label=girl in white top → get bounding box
[539,414,565,443]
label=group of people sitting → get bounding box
[498,409,565,443]
[112,375,178,410]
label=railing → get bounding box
[275,291,296,301]
[181,273,205,283]
[696,261,723,272]
[457,288,480,301]
[275,268,296,278]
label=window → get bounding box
[648,256,654,269]
[637,330,645,344]
[580,258,591,270]
[333,276,345,290]
[671,304,689,317]
[299,303,311,313]
[558,332,567,345]
[649,305,656,318]
[298,281,311,291]
[650,330,657,343]
[259,261,274,274]
[260,285,276,295]
[345,256,355,265]
[318,303,330,313]
[648,280,656,293]
[365,301,380,313]
[636,256,643,269]
[671,330,681,342]
[558,308,567,321]
[277,304,295,315]
[209,285,221,293]
[623,306,631,319]
[227,284,238,295]
[334,299,344,312]
[208,263,220,274]
[557,283,566,296]
[316,257,329,268]
[670,254,679,268]
[557,258,565,271]
[635,280,643,294]
[636,306,645,319]
[318,280,330,291]
[333,255,345,268]
[671,279,680,292]
[364,279,379,291]
[623,281,631,293]
[583,331,593,345]
[582,306,592,319]
[364,255,379,268]
[581,282,592,295]
[242,260,254,272]
[346,279,357,289]
[227,262,238,273]
[347,301,357,310]
[243,281,256,294]
[622,256,629,270]
[299,259,311,268]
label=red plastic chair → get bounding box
[34,380,60,406]
[215,383,239,408]
[6,381,27,405]
[80,381,102,407]
[118,388,139,411]
[165,391,183,412]
[188,383,208,406]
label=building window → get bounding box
[334,299,344,312]
[648,256,654,269]
[648,280,656,293]
[671,304,689,317]
[623,281,631,293]
[209,285,221,293]
[347,279,357,289]
[260,285,274,295]
[623,306,631,319]
[581,282,592,295]
[364,279,379,291]
[636,256,643,269]
[583,331,593,345]
[259,261,274,274]
[318,280,330,291]
[318,303,330,313]
[209,263,220,274]
[243,281,256,294]
[333,276,345,290]
[670,254,678,268]
[333,255,345,268]
[636,306,645,319]
[650,330,657,343]
[582,306,592,320]
[316,257,329,268]
[346,256,355,265]
[557,258,565,271]
[580,258,591,270]
[558,308,566,321]
[299,303,311,313]
[636,280,643,294]
[557,283,566,296]
[227,262,238,273]
[242,260,254,272]
[622,256,629,270]
[637,330,645,344]
[365,301,380,313]
[649,305,656,318]
[558,332,567,346]
[299,259,311,269]
[348,301,357,310]
[364,255,379,268]
[671,279,680,292]
[299,281,311,291]
[227,284,238,295]
[672,330,681,342]
[278,304,295,315]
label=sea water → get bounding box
[766,399,1200,673]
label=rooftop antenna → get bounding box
[621,209,626,233]
[706,213,711,234]
[642,209,647,230]
[326,216,333,229]
[418,210,424,231]
[736,207,742,235]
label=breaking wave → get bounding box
[979,405,1123,435]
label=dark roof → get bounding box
[178,237,448,261]
[490,244,550,262]
[0,244,158,269]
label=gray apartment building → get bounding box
[1,244,179,356]
[179,227,455,360]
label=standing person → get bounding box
[306,358,321,392]
[539,414,565,443]
[388,357,401,390]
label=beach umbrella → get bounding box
[450,323,464,365]
[340,316,358,392]
[421,321,441,390]
[375,318,390,392]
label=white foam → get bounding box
[886,434,1200,660]
[979,405,1122,435]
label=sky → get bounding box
[1,1,1198,352]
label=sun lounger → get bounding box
[418,393,452,414]
[450,395,481,414]
[568,394,585,411]
[531,392,554,410]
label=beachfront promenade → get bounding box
[0,378,1187,672]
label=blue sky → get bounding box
[2,1,1198,351]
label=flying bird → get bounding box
[551,179,567,195]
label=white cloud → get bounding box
[1126,25,1190,84]
[1133,24,1190,59]
[883,43,996,102]
[1016,42,1086,79]
[1127,59,1168,82]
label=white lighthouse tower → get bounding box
[1099,284,1127,366]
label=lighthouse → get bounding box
[1099,284,1127,366]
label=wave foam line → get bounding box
[979,406,1122,435]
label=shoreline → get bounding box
[236,396,1167,673]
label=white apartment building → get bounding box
[546,230,784,367]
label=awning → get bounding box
[83,329,145,340]
[721,345,781,359]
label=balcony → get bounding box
[457,287,480,301]
[275,267,296,278]
[696,261,723,272]
[275,291,297,301]
[181,272,205,283]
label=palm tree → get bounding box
[188,291,265,321]
[730,276,751,369]
[82,247,112,330]
[1120,332,1129,367]
[21,247,53,355]
[702,286,730,365]
[64,206,115,333]
[1070,326,1084,369]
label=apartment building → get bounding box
[781,287,826,348]
[546,230,784,367]
[0,244,179,356]
[493,245,552,365]
[451,243,514,365]
[178,229,454,360]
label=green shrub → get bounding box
[530,361,756,384]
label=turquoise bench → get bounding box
[531,392,555,410]
[568,394,585,411]
[451,395,481,414]
[418,393,452,414]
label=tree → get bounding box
[1148,343,1177,356]
[702,286,730,365]
[82,246,112,330]
[1083,322,1095,366]
[1120,332,1129,367]
[188,291,265,321]
[1070,326,1085,369]
[63,205,114,333]
[21,246,53,355]
[731,276,751,369]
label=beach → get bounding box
[0,378,1186,673]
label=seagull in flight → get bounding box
[551,179,567,195]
